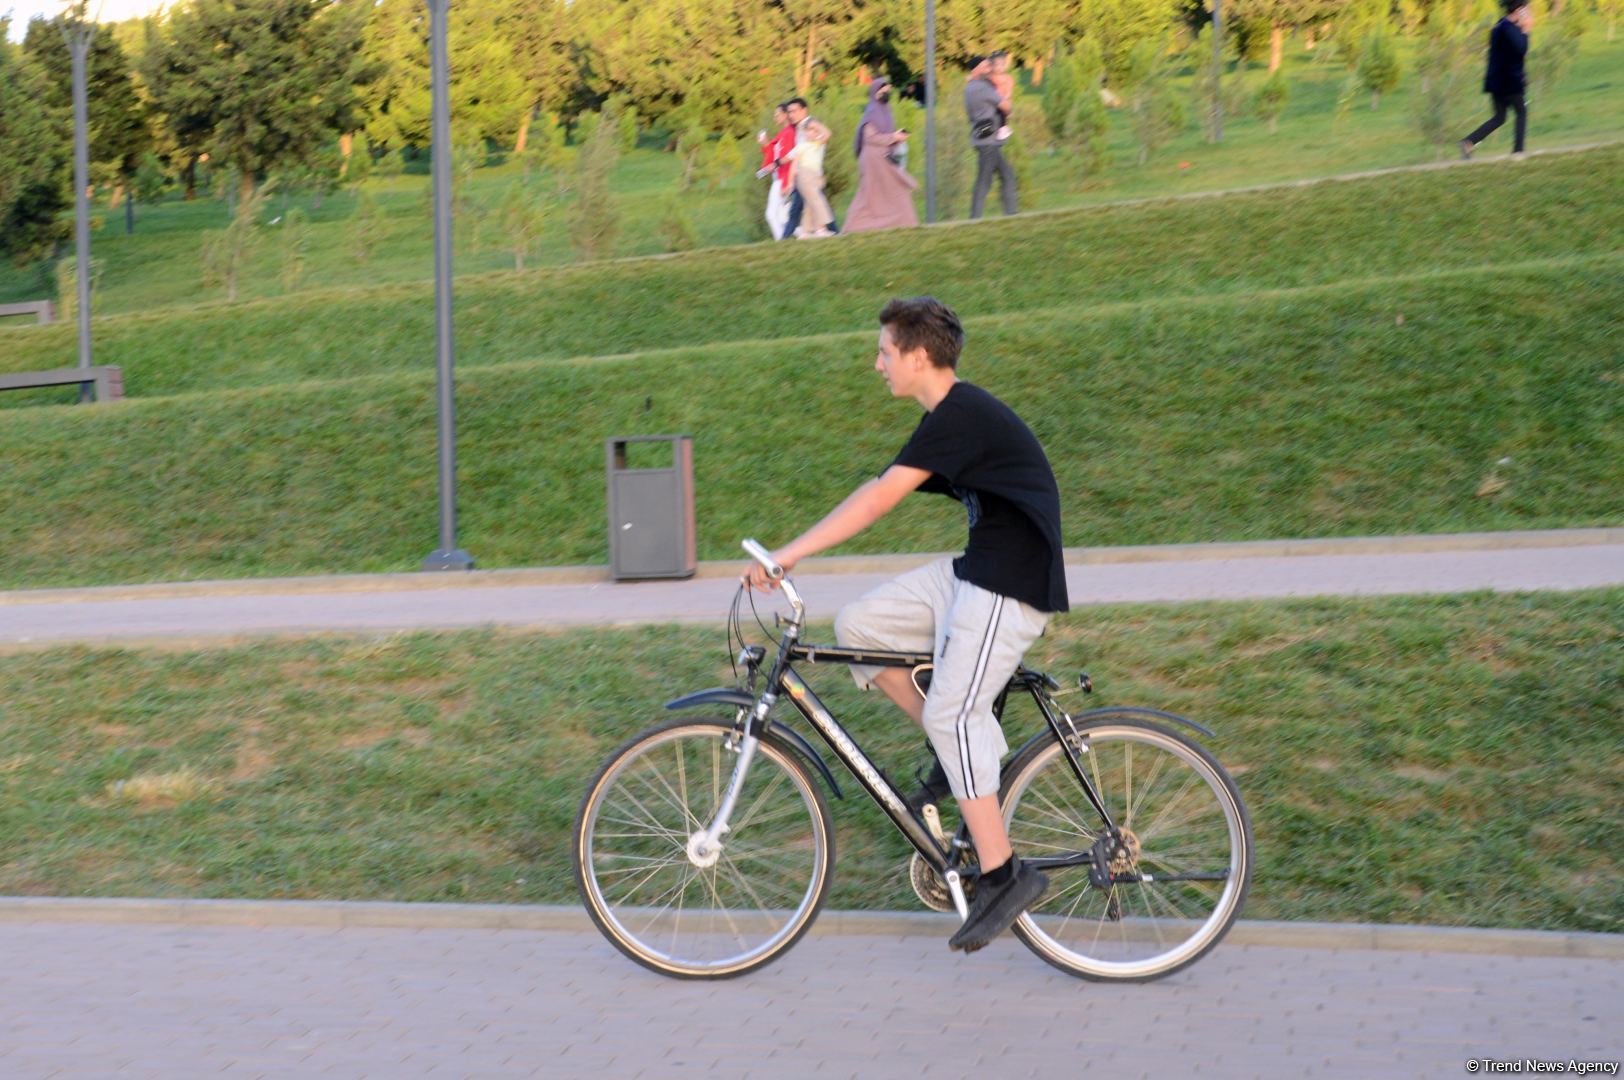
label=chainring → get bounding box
[909,853,975,913]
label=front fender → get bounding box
[664,687,844,799]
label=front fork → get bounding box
[688,695,774,864]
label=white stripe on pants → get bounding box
[833,559,1050,801]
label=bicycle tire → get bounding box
[1002,712,1253,982]
[573,717,834,979]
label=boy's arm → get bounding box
[745,465,931,589]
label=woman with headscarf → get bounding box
[843,79,919,234]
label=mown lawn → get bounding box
[2,252,1618,589]
[3,246,1624,584]
[3,145,1620,400]
[1,589,1616,932]
[0,37,1617,316]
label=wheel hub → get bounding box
[686,832,722,869]
[1110,828,1142,876]
[1089,828,1142,888]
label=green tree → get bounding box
[982,0,1072,83]
[1599,0,1622,41]
[1041,41,1084,143]
[22,16,152,231]
[1332,0,1389,70]
[569,100,620,260]
[1044,42,1111,182]
[1122,38,1186,165]
[147,0,372,206]
[1412,2,1479,155]
[498,180,546,270]
[1067,0,1188,87]
[202,178,275,301]
[655,195,698,252]
[133,152,168,204]
[0,22,70,264]
[1227,0,1339,74]
[1527,2,1588,102]
[361,0,526,151]
[350,188,382,261]
[1254,68,1290,133]
[1356,28,1401,109]
[503,0,583,152]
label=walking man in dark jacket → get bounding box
[964,56,1016,218]
[1461,0,1533,158]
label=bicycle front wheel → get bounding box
[573,718,834,979]
[1003,713,1253,981]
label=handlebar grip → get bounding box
[741,538,784,580]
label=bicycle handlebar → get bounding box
[741,538,784,580]
[742,538,803,626]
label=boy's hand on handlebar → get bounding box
[742,550,796,591]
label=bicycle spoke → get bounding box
[1126,747,1171,830]
[729,769,789,836]
[1002,723,1251,980]
[578,723,831,977]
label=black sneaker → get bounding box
[905,756,952,811]
[947,856,1049,954]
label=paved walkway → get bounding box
[1,915,1618,1079]
[1,530,1619,648]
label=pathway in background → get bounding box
[0,917,1616,1079]
[2,531,1619,649]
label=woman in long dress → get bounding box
[844,79,919,234]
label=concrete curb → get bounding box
[3,528,1619,607]
[2,898,1618,959]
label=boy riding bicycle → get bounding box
[745,296,1069,952]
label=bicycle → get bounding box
[573,540,1254,981]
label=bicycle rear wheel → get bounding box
[1002,713,1253,981]
[573,718,834,979]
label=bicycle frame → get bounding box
[690,570,1125,911]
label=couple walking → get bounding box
[759,98,838,240]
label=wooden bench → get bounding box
[0,300,56,325]
[0,366,124,402]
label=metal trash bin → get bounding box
[606,435,696,580]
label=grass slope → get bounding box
[2,146,1621,404]
[3,255,1619,589]
[0,38,1618,316]
[0,590,1616,931]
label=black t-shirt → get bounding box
[891,381,1069,612]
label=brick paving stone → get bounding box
[0,923,1619,1078]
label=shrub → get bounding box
[1255,70,1290,134]
[570,101,621,260]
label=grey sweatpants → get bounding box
[834,559,1049,801]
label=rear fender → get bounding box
[665,687,844,799]
[1006,705,1218,774]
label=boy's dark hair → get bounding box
[1502,0,1528,11]
[989,49,1009,60]
[966,55,987,71]
[787,96,809,109]
[878,297,964,369]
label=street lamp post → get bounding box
[1211,0,1224,143]
[924,0,936,223]
[421,0,473,571]
[62,6,97,403]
